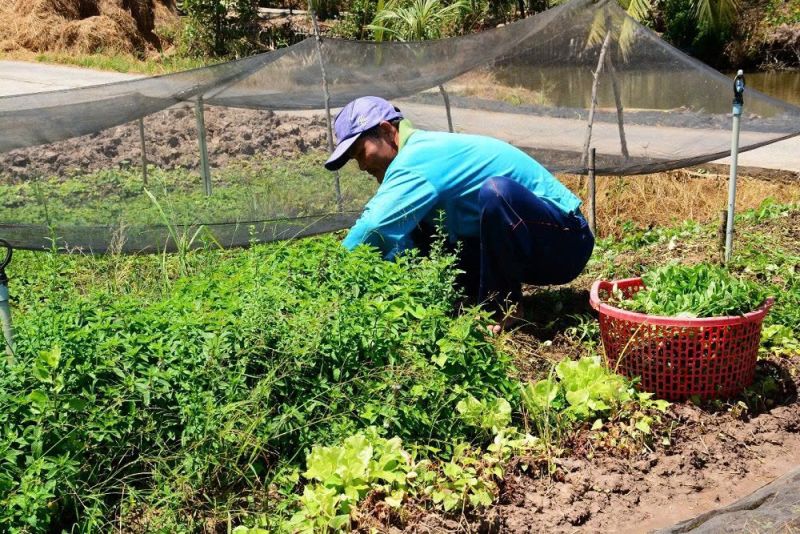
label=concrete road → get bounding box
[0,60,143,95]
[1,59,798,172]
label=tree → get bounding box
[181,0,260,57]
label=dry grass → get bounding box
[559,167,800,238]
[0,0,176,57]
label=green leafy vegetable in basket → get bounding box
[614,263,768,318]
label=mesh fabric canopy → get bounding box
[1,0,798,252]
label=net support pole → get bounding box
[604,54,629,160]
[195,96,212,196]
[438,85,454,133]
[138,117,148,186]
[310,7,343,212]
[581,31,612,168]
[724,70,745,264]
[0,240,14,364]
[588,147,597,236]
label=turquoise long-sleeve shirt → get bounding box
[342,128,582,260]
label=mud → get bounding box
[0,105,329,180]
[387,379,800,534]
[495,399,800,533]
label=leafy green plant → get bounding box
[613,263,768,318]
[521,357,669,447]
[456,395,512,435]
[368,0,471,41]
[287,429,412,532]
[1,232,519,531]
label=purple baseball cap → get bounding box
[324,96,403,171]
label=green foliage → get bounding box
[524,357,632,421]
[331,0,380,39]
[287,428,412,532]
[521,357,670,454]
[660,0,734,62]
[34,52,214,75]
[369,0,473,41]
[763,0,800,27]
[282,427,537,531]
[456,395,512,434]
[614,263,768,318]
[180,0,261,58]
[0,235,517,531]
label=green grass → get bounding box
[30,52,215,75]
[1,153,375,228]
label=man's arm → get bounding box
[342,171,438,260]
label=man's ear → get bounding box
[379,121,398,148]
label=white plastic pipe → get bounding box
[725,70,745,263]
[0,284,12,360]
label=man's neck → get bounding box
[397,119,416,151]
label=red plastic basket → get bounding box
[589,277,774,401]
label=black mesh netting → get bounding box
[1,0,798,252]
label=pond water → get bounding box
[734,70,800,106]
[491,65,800,114]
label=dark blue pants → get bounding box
[474,177,594,308]
[414,177,594,310]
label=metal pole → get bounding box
[195,97,212,196]
[724,70,745,263]
[0,239,14,363]
[138,117,148,186]
[310,7,343,212]
[588,147,597,236]
[438,85,454,133]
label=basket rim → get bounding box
[589,277,774,327]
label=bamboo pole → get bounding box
[195,97,212,196]
[588,147,597,236]
[438,85,454,133]
[310,7,343,212]
[138,117,148,186]
[581,31,612,169]
[603,54,629,160]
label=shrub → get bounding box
[0,236,516,530]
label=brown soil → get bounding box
[0,0,177,57]
[365,356,800,534]
[0,105,329,180]
[495,399,800,533]
[368,405,800,534]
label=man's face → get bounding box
[348,122,398,184]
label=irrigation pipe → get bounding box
[310,8,343,213]
[0,239,14,363]
[725,70,745,263]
